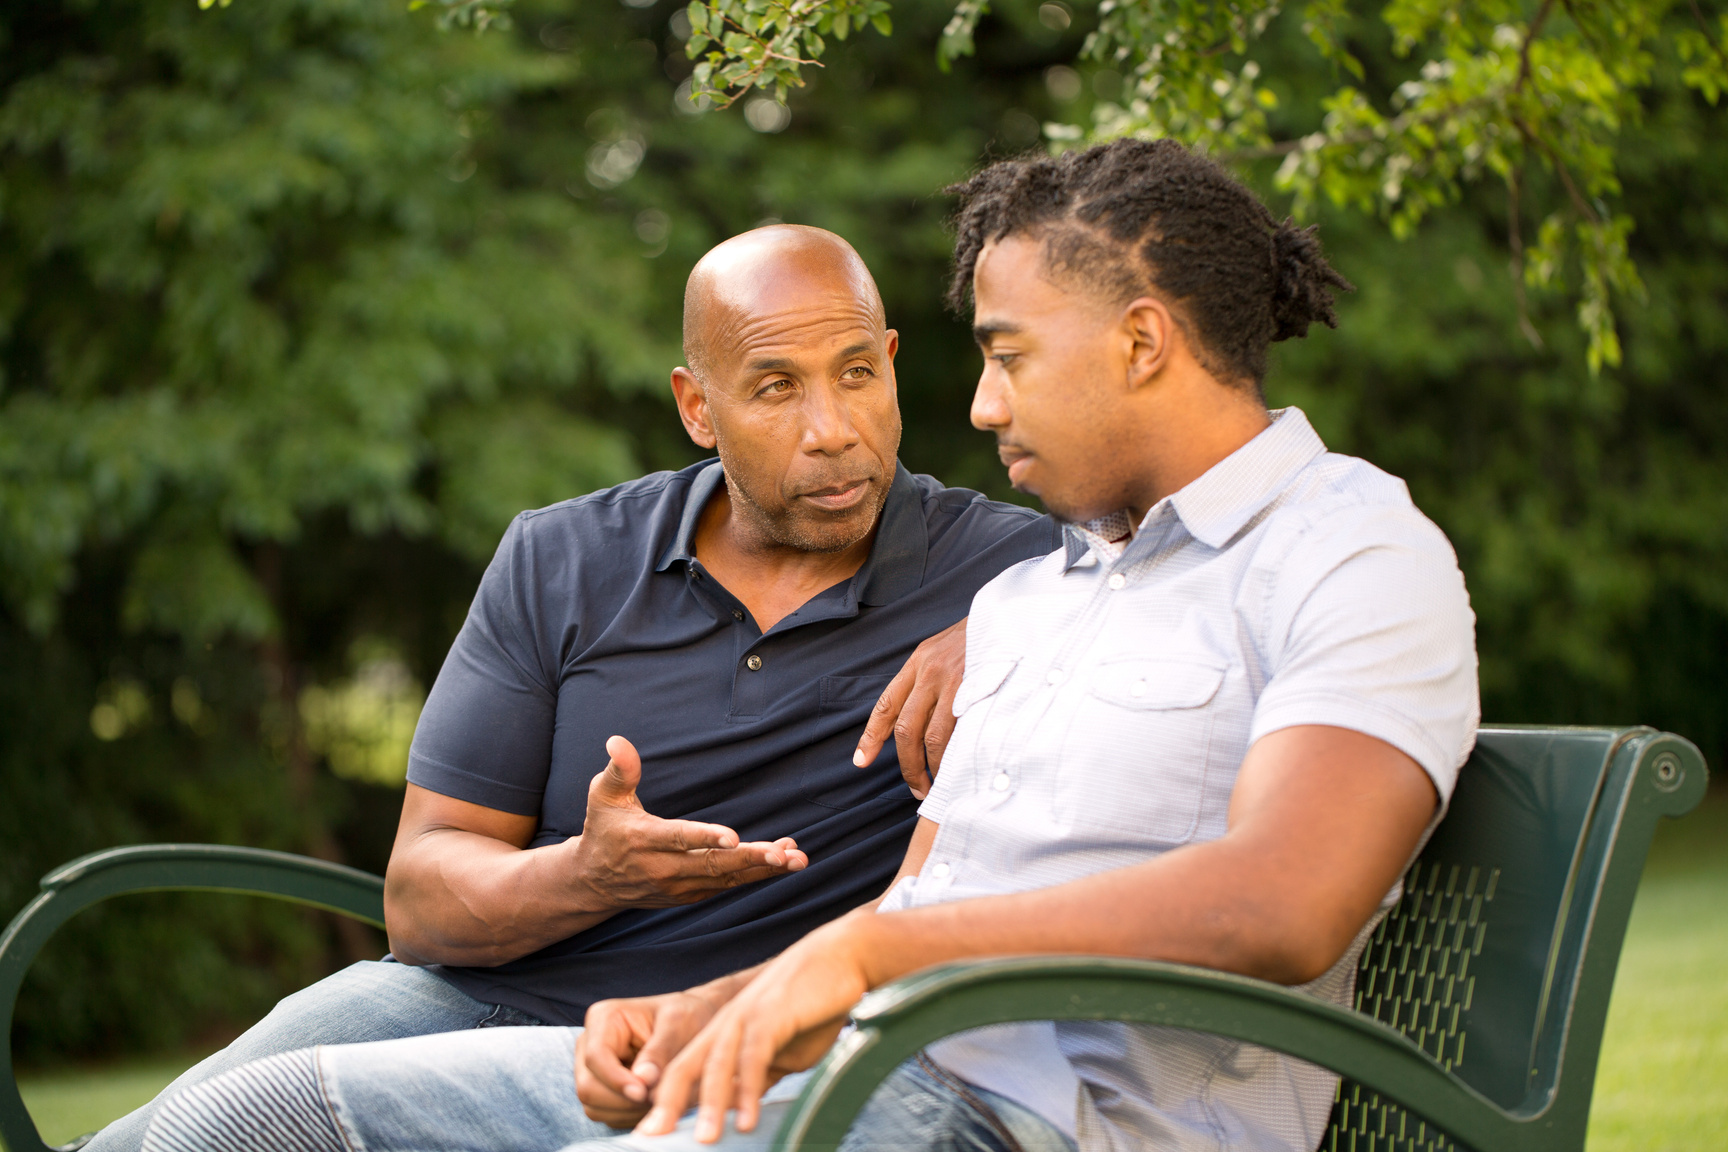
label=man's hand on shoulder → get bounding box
[570,736,808,911]
[854,617,968,799]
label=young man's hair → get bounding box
[946,138,1353,388]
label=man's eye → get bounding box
[991,353,1019,367]
[843,366,874,380]
[762,379,794,394]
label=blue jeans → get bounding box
[293,1025,1074,1152]
[85,960,543,1152]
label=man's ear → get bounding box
[1121,296,1177,392]
[670,368,717,449]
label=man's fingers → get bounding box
[892,681,940,797]
[647,817,743,853]
[575,1011,651,1120]
[591,735,643,802]
[694,1016,746,1143]
[853,663,916,768]
[632,994,712,1090]
[636,1030,710,1136]
[922,697,959,776]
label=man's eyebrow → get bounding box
[972,321,1021,346]
[837,341,876,359]
[745,356,799,373]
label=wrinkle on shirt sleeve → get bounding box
[1247,500,1481,807]
[406,513,564,816]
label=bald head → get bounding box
[682,225,885,386]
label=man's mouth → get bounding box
[798,478,872,511]
[997,444,1034,486]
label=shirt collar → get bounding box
[1062,407,1327,568]
[656,459,927,608]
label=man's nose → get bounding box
[801,381,862,455]
[970,363,1010,431]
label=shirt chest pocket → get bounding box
[1056,656,1227,845]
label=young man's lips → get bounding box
[800,479,870,510]
[998,447,1033,484]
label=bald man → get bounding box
[87,227,1058,1152]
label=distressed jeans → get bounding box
[84,960,544,1152]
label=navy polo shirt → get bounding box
[407,459,1060,1024]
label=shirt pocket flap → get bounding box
[1087,657,1226,710]
[952,659,1019,718]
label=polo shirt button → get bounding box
[931,862,951,879]
[746,654,762,671]
[732,609,744,620]
[991,773,1010,792]
[1130,679,1148,698]
[1046,669,1063,684]
[1108,572,1127,590]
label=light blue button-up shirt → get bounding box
[876,408,1480,1152]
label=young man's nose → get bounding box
[970,366,1010,431]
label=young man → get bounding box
[146,140,1477,1152]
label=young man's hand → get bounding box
[633,915,875,1143]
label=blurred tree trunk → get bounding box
[256,543,378,967]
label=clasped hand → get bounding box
[576,914,876,1139]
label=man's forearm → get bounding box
[835,836,1327,989]
[386,829,616,967]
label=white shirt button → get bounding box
[1130,679,1148,698]
[1108,572,1127,590]
[931,862,951,878]
[991,773,1011,792]
[1046,669,1063,684]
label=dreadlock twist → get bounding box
[947,138,1353,387]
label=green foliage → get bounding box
[678,0,1728,373]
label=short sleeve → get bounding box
[1249,505,1480,805]
[407,515,562,816]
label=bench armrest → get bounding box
[1,845,385,1152]
[773,956,1541,1152]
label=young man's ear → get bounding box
[670,368,717,449]
[1121,296,1177,391]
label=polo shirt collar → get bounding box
[655,459,927,607]
[1061,406,1327,568]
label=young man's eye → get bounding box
[992,353,1019,367]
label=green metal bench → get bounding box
[0,726,1707,1152]
[0,846,384,1152]
[772,726,1710,1151]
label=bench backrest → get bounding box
[1323,726,1705,1151]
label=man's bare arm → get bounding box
[641,725,1440,1140]
[385,736,807,967]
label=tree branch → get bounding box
[1506,164,1544,348]
[1513,113,1604,225]
[1516,0,1558,95]
[1687,0,1728,71]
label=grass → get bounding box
[17,1053,210,1147]
[15,795,1727,1149]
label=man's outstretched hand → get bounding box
[571,735,808,910]
[853,617,967,799]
